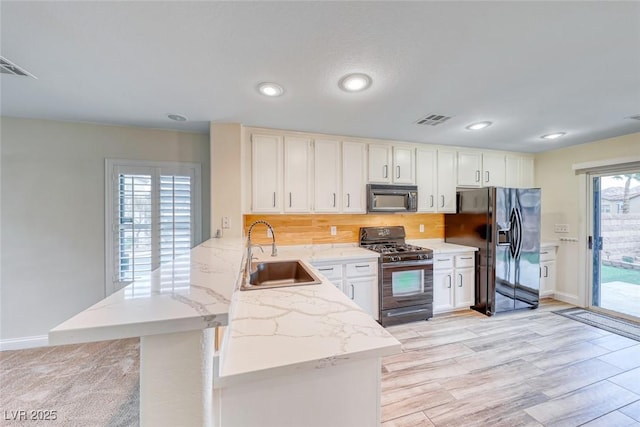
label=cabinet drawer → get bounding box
[540,249,556,262]
[434,256,454,269]
[312,263,343,280]
[345,261,377,277]
[455,254,475,268]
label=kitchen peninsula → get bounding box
[48,238,401,427]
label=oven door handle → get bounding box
[386,307,431,317]
[381,260,433,268]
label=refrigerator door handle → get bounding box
[508,207,523,259]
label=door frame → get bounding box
[582,164,640,321]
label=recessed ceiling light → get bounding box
[466,121,492,130]
[167,114,187,122]
[541,132,566,140]
[257,82,284,97]
[338,73,372,92]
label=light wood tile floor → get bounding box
[382,299,640,427]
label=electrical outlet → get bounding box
[330,226,337,236]
[554,224,569,233]
[419,224,425,233]
[266,228,273,238]
[222,216,230,229]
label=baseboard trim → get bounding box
[552,291,580,306]
[0,335,49,351]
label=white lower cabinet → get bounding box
[539,245,557,297]
[311,259,378,320]
[433,252,475,314]
[344,276,377,319]
[313,263,343,289]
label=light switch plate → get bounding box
[222,217,230,229]
[554,224,569,233]
[419,224,425,233]
[330,226,337,236]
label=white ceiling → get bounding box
[1,1,640,153]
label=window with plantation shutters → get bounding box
[105,160,201,295]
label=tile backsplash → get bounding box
[243,213,444,245]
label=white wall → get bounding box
[535,132,640,305]
[210,123,243,238]
[0,117,210,344]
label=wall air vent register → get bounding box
[416,113,452,126]
[0,56,37,78]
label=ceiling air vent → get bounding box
[627,114,640,121]
[0,56,37,78]
[416,114,452,126]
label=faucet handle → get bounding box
[271,242,278,257]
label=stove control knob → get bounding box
[390,256,400,262]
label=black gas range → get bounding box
[360,226,434,326]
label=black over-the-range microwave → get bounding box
[366,184,418,213]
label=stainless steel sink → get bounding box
[240,260,322,291]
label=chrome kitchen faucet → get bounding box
[245,220,278,278]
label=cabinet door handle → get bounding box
[485,171,490,182]
[383,165,388,178]
[318,267,334,272]
[544,265,549,277]
[350,284,355,299]
[541,251,549,255]
[460,257,473,260]
[475,170,480,182]
[333,193,336,207]
[437,258,451,262]
[540,267,542,278]
[273,192,276,207]
[458,273,463,287]
[447,275,452,288]
[347,193,351,208]
[289,192,292,207]
[396,165,401,179]
[441,195,445,208]
[430,195,434,207]
[355,264,369,269]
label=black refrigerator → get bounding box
[445,187,541,316]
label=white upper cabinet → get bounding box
[482,153,506,187]
[457,151,483,187]
[437,149,457,212]
[314,139,341,213]
[252,134,283,212]
[368,144,415,184]
[392,146,415,184]
[458,151,506,188]
[367,144,392,183]
[416,148,436,213]
[342,141,366,213]
[251,128,535,214]
[506,155,535,188]
[283,136,313,212]
[417,147,456,213]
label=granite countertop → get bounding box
[406,239,479,254]
[217,261,399,386]
[216,244,397,386]
[50,238,400,386]
[49,238,245,345]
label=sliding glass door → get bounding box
[589,170,640,320]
